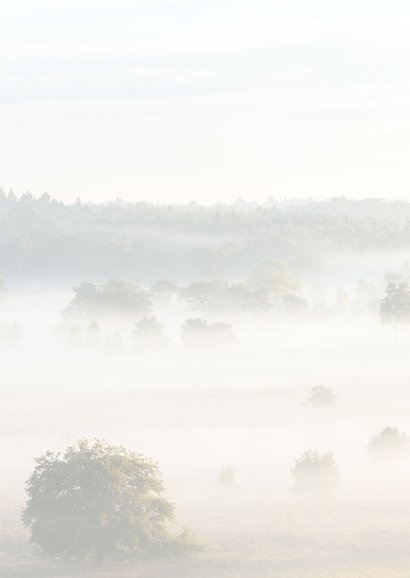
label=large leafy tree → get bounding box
[23,439,177,563]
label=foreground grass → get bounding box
[1,557,410,578]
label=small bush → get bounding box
[368,426,410,459]
[304,386,337,408]
[292,450,339,494]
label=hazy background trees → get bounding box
[1,193,410,290]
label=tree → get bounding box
[368,427,410,459]
[249,260,300,297]
[181,318,208,346]
[304,386,337,408]
[355,279,381,312]
[280,294,309,316]
[133,316,167,348]
[150,281,180,301]
[181,318,234,346]
[67,280,152,319]
[379,282,410,327]
[210,322,235,345]
[219,466,235,487]
[86,320,101,349]
[23,439,181,563]
[335,286,348,310]
[292,450,339,494]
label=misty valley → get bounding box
[1,195,410,577]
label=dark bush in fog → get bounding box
[23,439,190,563]
[219,466,236,487]
[368,427,410,459]
[304,386,337,408]
[181,318,234,346]
[133,316,168,349]
[292,450,339,494]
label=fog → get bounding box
[1,230,410,576]
[2,0,410,571]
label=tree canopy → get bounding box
[23,439,180,562]
[66,280,152,319]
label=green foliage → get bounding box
[23,439,179,562]
[67,280,152,318]
[1,195,410,284]
[292,450,339,494]
[180,280,270,313]
[368,427,410,459]
[379,282,410,326]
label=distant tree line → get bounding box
[1,191,410,283]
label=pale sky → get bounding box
[1,0,410,204]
